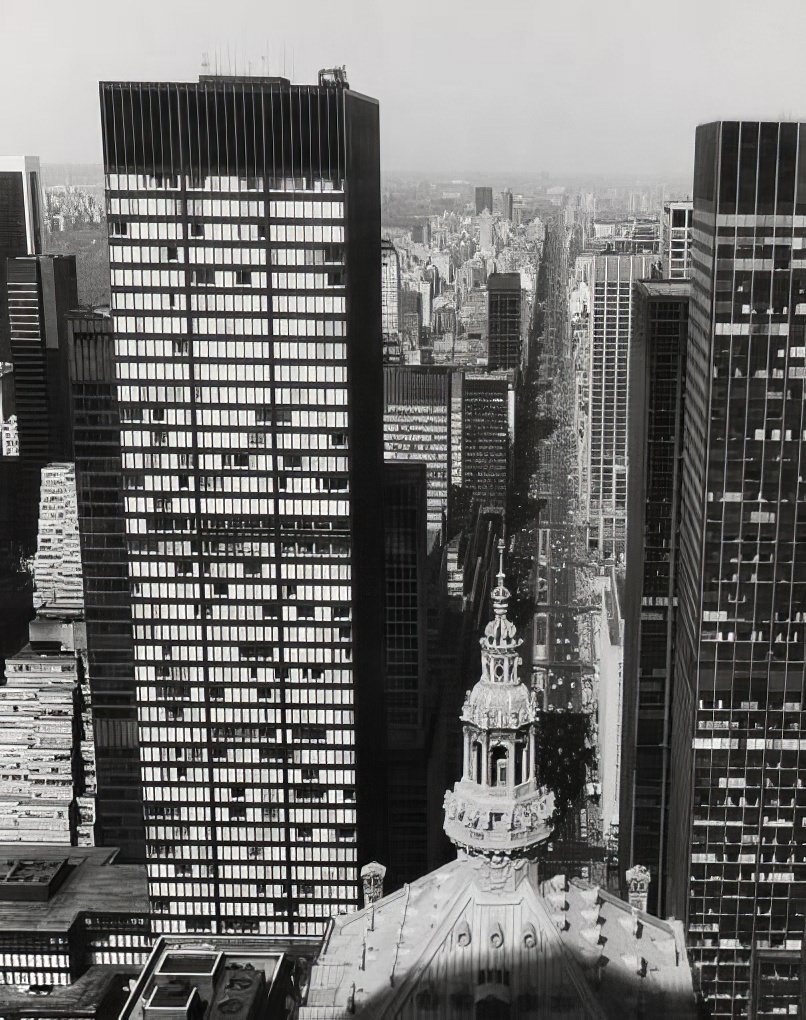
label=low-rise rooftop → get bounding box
[0,845,148,931]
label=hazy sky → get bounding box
[3,0,806,177]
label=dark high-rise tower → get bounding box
[667,121,806,1018]
[0,156,43,362]
[475,186,493,216]
[487,272,522,371]
[382,460,428,889]
[66,309,146,863]
[501,188,514,221]
[460,371,510,517]
[100,73,385,936]
[6,254,77,547]
[620,279,689,915]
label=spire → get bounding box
[443,538,554,862]
[481,538,521,668]
[492,538,509,612]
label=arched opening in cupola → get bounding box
[490,744,508,787]
[472,740,482,783]
[514,736,527,785]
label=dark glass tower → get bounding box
[383,366,454,545]
[487,272,522,371]
[66,310,146,863]
[0,156,43,362]
[460,372,510,517]
[383,460,428,889]
[475,186,493,216]
[7,254,78,546]
[0,159,45,676]
[621,279,689,915]
[100,74,385,935]
[667,122,806,1018]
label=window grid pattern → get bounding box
[621,285,688,916]
[669,120,806,1019]
[108,171,357,936]
[587,255,654,559]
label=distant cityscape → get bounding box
[0,59,802,1020]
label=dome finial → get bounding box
[491,537,510,618]
[497,537,505,588]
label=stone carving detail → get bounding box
[360,862,386,907]
[625,864,651,914]
[456,919,472,948]
[461,688,537,729]
[522,922,538,948]
[490,922,504,949]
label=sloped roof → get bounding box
[301,857,696,1019]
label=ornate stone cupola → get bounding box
[443,540,554,860]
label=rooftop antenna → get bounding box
[283,43,286,78]
[201,51,210,75]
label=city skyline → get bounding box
[2,7,806,1015]
[1,0,806,176]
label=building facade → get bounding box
[661,200,693,279]
[667,121,806,1018]
[383,461,429,889]
[383,366,453,544]
[0,464,95,846]
[501,187,514,221]
[381,237,401,362]
[100,74,385,936]
[586,254,654,559]
[384,366,514,545]
[0,155,43,362]
[66,310,146,864]
[458,371,510,520]
[620,280,689,915]
[487,272,522,370]
[6,254,78,547]
[475,185,493,216]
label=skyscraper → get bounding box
[586,254,654,559]
[475,185,493,216]
[100,73,385,936]
[383,365,453,544]
[382,461,428,888]
[457,370,511,520]
[621,279,689,914]
[661,200,693,278]
[66,309,146,863]
[381,237,401,362]
[6,254,78,543]
[487,272,522,370]
[383,366,514,544]
[1,254,78,684]
[0,156,43,361]
[667,121,806,1018]
[501,187,514,221]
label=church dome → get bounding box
[462,676,537,729]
